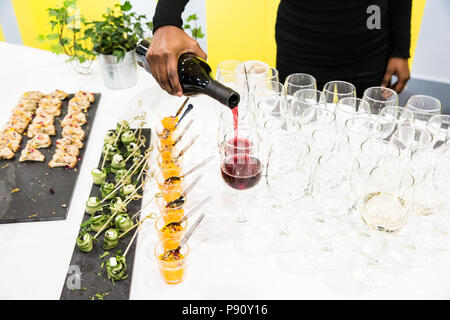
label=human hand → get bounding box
[381,57,411,94]
[146,25,207,96]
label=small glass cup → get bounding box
[154,239,189,284]
[155,216,188,250]
[378,106,415,140]
[155,171,184,203]
[156,195,186,224]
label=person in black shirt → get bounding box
[147,0,411,98]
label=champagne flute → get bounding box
[322,80,356,111]
[362,86,398,115]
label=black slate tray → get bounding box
[0,93,101,224]
[60,128,151,300]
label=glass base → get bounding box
[351,259,396,288]
[266,229,301,253]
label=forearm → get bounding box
[389,0,412,58]
[153,0,190,33]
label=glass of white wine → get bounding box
[351,164,415,288]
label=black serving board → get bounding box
[60,128,151,300]
[0,93,101,224]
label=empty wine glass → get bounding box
[362,86,398,115]
[335,97,371,129]
[322,80,356,111]
[413,152,450,251]
[351,165,415,288]
[378,106,415,140]
[291,89,326,119]
[344,116,382,158]
[389,125,433,166]
[237,60,270,90]
[265,118,309,252]
[406,95,442,128]
[426,115,450,152]
[284,73,317,103]
[216,60,241,80]
[307,151,360,270]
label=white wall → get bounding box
[126,0,208,53]
[411,0,450,84]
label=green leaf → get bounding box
[46,33,59,40]
[37,34,46,42]
[187,14,198,22]
[183,24,190,30]
[121,1,132,12]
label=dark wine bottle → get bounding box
[136,39,240,109]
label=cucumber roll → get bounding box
[106,254,128,281]
[103,228,119,250]
[120,184,136,198]
[114,213,134,232]
[102,144,119,161]
[90,214,109,232]
[110,154,126,173]
[103,130,117,145]
[100,182,116,200]
[85,196,102,215]
[126,142,141,158]
[115,169,131,185]
[121,130,136,145]
[116,120,130,135]
[76,232,93,253]
[91,168,107,185]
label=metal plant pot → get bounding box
[98,50,138,89]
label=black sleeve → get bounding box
[153,0,190,33]
[389,0,412,58]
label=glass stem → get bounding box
[236,190,247,223]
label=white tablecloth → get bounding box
[1,42,450,300]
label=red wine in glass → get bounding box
[221,154,262,190]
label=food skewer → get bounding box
[124,140,146,162]
[173,119,193,146]
[174,134,200,159]
[164,155,214,183]
[175,103,194,128]
[174,97,190,118]
[119,212,156,240]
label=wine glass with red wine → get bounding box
[220,128,263,230]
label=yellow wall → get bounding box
[11,0,118,50]
[206,0,280,73]
[0,25,5,42]
[410,0,427,67]
[206,0,426,72]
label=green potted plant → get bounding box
[84,1,153,89]
[38,0,96,74]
